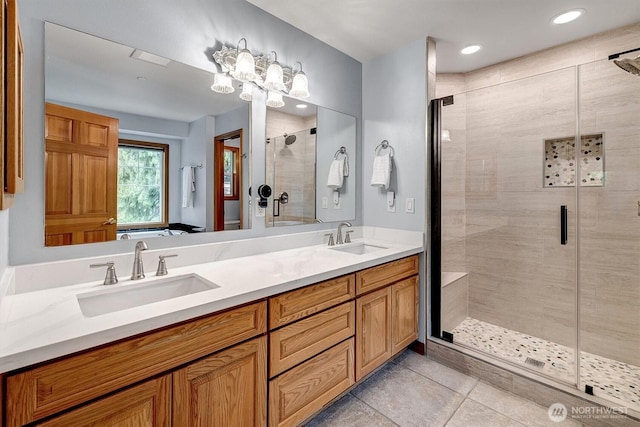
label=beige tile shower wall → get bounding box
[437,75,467,273]
[446,22,640,365]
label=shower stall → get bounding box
[431,50,640,413]
[265,128,317,227]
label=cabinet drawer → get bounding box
[356,255,418,295]
[269,338,354,427]
[6,301,267,426]
[270,301,355,377]
[269,274,355,329]
[35,375,171,427]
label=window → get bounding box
[223,146,240,200]
[117,140,169,227]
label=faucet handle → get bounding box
[156,254,178,276]
[324,233,335,246]
[345,230,354,243]
[90,262,118,285]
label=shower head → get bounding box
[613,55,640,76]
[284,134,296,145]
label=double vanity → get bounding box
[0,227,423,426]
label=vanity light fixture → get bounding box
[460,44,481,55]
[266,91,285,108]
[232,38,258,82]
[239,83,254,101]
[211,72,234,94]
[289,62,310,99]
[212,38,310,108]
[552,9,585,25]
[264,52,286,91]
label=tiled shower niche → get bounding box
[544,134,604,187]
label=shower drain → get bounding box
[525,357,545,369]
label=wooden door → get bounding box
[173,336,267,427]
[214,129,243,231]
[44,103,118,246]
[35,375,171,426]
[355,286,392,381]
[391,276,419,355]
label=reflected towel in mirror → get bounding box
[182,166,195,207]
[327,158,346,189]
[371,153,391,189]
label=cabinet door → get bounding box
[36,375,171,427]
[392,276,419,355]
[356,286,392,381]
[173,336,267,427]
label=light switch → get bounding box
[406,197,415,214]
[322,196,328,209]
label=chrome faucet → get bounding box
[336,221,352,245]
[131,241,148,280]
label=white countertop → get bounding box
[0,230,423,373]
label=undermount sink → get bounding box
[77,274,219,317]
[330,242,388,255]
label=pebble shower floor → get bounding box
[451,317,640,411]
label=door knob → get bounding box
[103,217,116,225]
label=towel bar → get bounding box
[375,140,395,157]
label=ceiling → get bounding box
[246,0,640,72]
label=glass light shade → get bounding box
[266,91,285,108]
[233,48,258,82]
[211,73,234,94]
[289,71,310,98]
[264,61,286,91]
[240,83,253,101]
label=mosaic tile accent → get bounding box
[451,317,640,411]
[544,134,604,187]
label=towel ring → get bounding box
[334,146,348,159]
[375,140,395,157]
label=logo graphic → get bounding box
[548,403,568,422]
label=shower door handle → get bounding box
[560,205,568,245]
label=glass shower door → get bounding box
[437,66,579,385]
[577,57,640,411]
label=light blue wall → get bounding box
[362,38,427,231]
[12,0,362,264]
[182,116,214,230]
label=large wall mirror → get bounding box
[44,22,357,247]
[44,23,251,246]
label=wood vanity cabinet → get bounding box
[2,254,420,426]
[268,274,356,427]
[4,301,267,426]
[355,256,419,380]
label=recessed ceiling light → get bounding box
[460,45,481,55]
[552,9,585,25]
[296,103,308,109]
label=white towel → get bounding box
[327,158,345,189]
[370,153,391,189]
[182,167,195,208]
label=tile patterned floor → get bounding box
[451,317,640,411]
[305,350,587,426]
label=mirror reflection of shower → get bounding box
[265,122,317,227]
